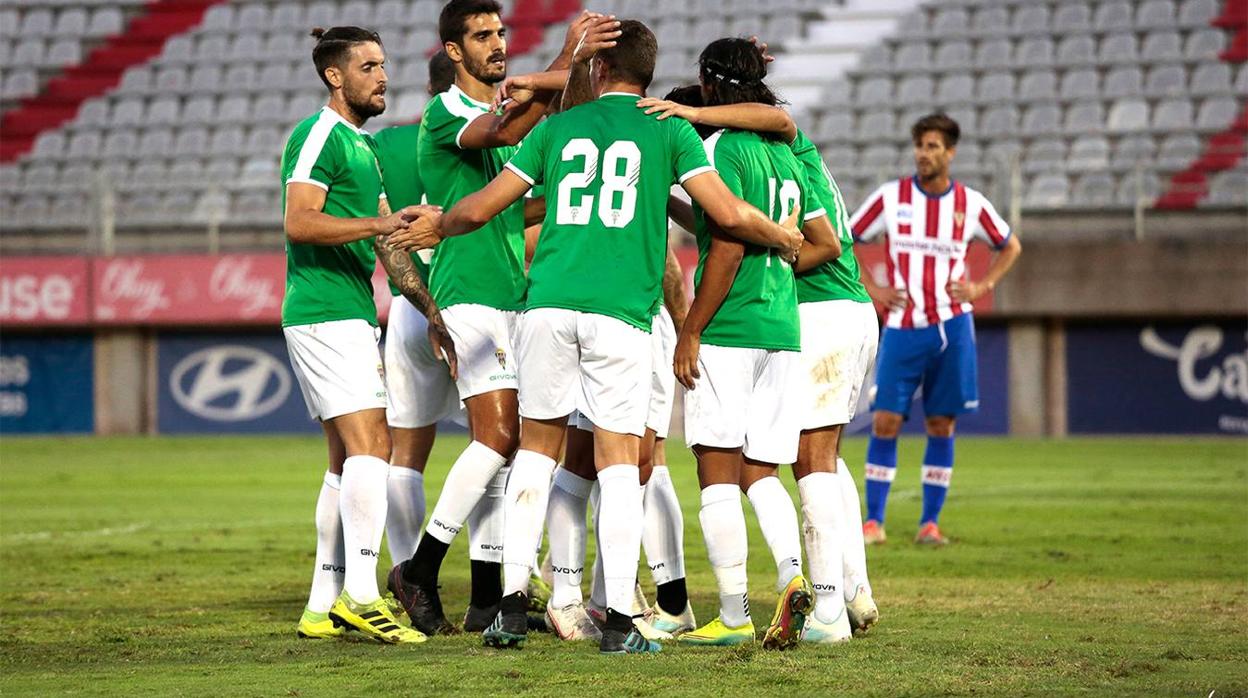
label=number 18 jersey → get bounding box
[504,93,713,331]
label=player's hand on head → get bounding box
[748,36,775,64]
[572,15,622,64]
[673,332,702,390]
[561,10,602,55]
[637,97,698,123]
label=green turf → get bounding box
[1,436,1245,696]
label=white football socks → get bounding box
[546,468,593,608]
[597,464,644,615]
[745,476,804,591]
[641,465,686,586]
[798,471,848,624]
[588,482,606,610]
[501,449,558,596]
[306,471,344,613]
[466,464,509,563]
[339,455,389,603]
[700,484,751,628]
[423,440,507,545]
[837,457,873,600]
[384,466,424,564]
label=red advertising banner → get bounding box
[0,256,91,325]
[93,254,288,325]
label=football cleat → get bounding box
[585,600,607,629]
[600,626,662,654]
[846,585,880,634]
[632,612,673,641]
[296,608,345,639]
[462,604,499,633]
[648,602,697,637]
[632,582,650,616]
[545,601,603,641]
[801,611,852,644]
[527,574,552,613]
[763,575,814,650]
[327,592,427,644]
[915,522,948,546]
[863,519,887,545]
[386,562,459,636]
[678,616,756,646]
[482,592,529,649]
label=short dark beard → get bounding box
[345,90,385,121]
[464,51,506,86]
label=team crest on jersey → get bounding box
[495,348,507,369]
[953,211,966,227]
[897,204,913,222]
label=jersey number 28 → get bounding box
[557,139,640,229]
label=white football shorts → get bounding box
[440,303,520,401]
[798,299,880,430]
[384,295,463,429]
[684,343,801,465]
[284,318,388,421]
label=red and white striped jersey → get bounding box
[850,176,1011,330]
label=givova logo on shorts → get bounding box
[170,345,291,421]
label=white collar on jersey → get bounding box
[601,91,642,98]
[448,83,491,110]
[319,105,369,135]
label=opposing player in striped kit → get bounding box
[850,113,1022,546]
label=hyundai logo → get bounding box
[170,346,291,421]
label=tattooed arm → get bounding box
[374,236,458,380]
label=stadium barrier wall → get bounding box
[1,252,1245,437]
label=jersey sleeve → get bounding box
[285,121,343,191]
[423,92,484,150]
[671,119,714,184]
[797,167,826,222]
[503,119,548,186]
[705,131,743,196]
[849,183,889,243]
[969,192,1012,249]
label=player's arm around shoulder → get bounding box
[681,170,803,261]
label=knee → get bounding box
[872,411,902,438]
[925,417,956,438]
[479,421,520,458]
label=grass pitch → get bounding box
[1,435,1245,696]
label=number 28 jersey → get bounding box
[504,93,713,331]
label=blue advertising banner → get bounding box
[846,322,1010,436]
[158,333,318,434]
[1067,321,1248,435]
[0,335,94,434]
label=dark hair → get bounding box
[698,37,782,109]
[911,113,960,148]
[664,85,716,139]
[438,0,503,45]
[596,19,657,90]
[428,49,455,95]
[310,26,382,90]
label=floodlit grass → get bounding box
[1,436,1245,696]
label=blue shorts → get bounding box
[872,314,979,419]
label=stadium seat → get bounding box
[861,143,899,170]
[931,8,971,37]
[147,96,180,125]
[181,95,216,125]
[1205,170,1248,206]
[1236,65,1248,94]
[23,163,58,192]
[0,8,19,38]
[1178,0,1221,27]
[893,43,931,71]
[1019,70,1057,102]
[977,72,1014,103]
[980,105,1019,138]
[1060,69,1100,100]
[1057,35,1096,66]
[1022,103,1063,136]
[1116,169,1160,205]
[934,41,973,71]
[1136,0,1177,29]
[857,109,896,141]
[1024,138,1065,173]
[1094,1,1134,32]
[1144,64,1187,98]
[1052,3,1091,33]
[1104,66,1144,98]
[946,106,978,135]
[974,37,1011,68]
[138,129,173,158]
[1063,101,1105,134]
[270,3,304,30]
[1067,135,1110,171]
[937,73,975,104]
[1190,63,1233,97]
[1197,97,1239,130]
[1185,28,1228,61]
[87,7,123,37]
[817,109,854,142]
[897,75,934,106]
[200,4,234,33]
[1099,33,1139,64]
[67,130,101,159]
[31,131,66,161]
[1157,133,1202,170]
[109,97,144,127]
[1153,98,1194,131]
[1015,37,1054,66]
[1011,5,1049,35]
[1025,173,1069,208]
[1141,31,1183,62]
[972,6,1008,34]
[20,9,54,37]
[53,8,88,38]
[855,77,894,108]
[45,40,85,69]
[101,131,137,159]
[1108,99,1149,132]
[820,143,857,171]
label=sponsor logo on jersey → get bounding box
[896,204,913,223]
[170,346,291,421]
[495,348,507,369]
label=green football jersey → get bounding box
[693,129,822,351]
[279,106,384,327]
[791,129,871,304]
[373,124,431,295]
[419,85,526,311]
[505,93,714,331]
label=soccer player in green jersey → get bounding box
[281,26,444,645]
[641,85,881,641]
[395,20,804,654]
[371,50,457,573]
[387,3,620,636]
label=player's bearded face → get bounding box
[458,14,508,84]
[341,42,388,118]
[914,131,952,179]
